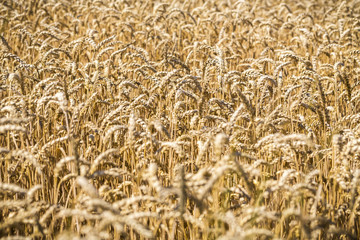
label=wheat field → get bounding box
[1,0,360,239]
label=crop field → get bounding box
[1,0,360,239]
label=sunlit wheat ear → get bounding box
[145,163,166,196]
[0,183,27,194]
[89,149,119,174]
[196,138,211,166]
[332,134,343,167]
[214,133,229,159]
[40,135,69,155]
[10,150,42,174]
[98,212,155,238]
[26,185,42,203]
[197,163,231,200]
[103,125,127,144]
[127,112,136,145]
[76,176,99,198]
[0,124,26,133]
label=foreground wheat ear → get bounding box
[1,0,360,239]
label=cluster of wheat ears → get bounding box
[1,0,360,239]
